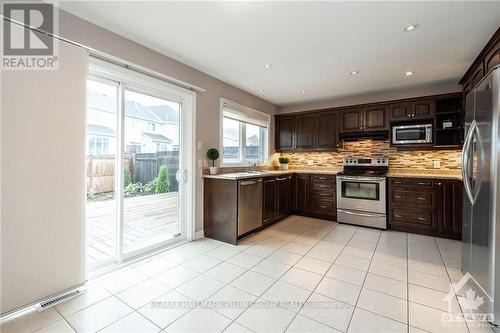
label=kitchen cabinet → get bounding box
[295,114,317,150]
[316,110,340,150]
[276,116,295,151]
[294,174,311,212]
[364,105,389,130]
[435,180,462,239]
[460,27,499,93]
[275,113,317,151]
[276,175,292,218]
[262,175,292,224]
[294,174,336,219]
[485,43,500,73]
[341,106,388,132]
[388,177,462,240]
[262,178,277,224]
[340,108,364,132]
[390,100,435,122]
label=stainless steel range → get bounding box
[336,156,388,229]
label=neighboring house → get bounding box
[86,89,179,155]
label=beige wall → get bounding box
[57,11,279,232]
[1,42,87,314]
[280,80,462,113]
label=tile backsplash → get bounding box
[280,140,461,171]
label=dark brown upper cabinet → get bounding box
[275,113,317,151]
[341,106,388,132]
[316,110,340,150]
[485,44,500,73]
[340,108,364,132]
[364,105,389,130]
[276,116,295,151]
[460,27,499,93]
[390,100,435,122]
[295,114,317,150]
[389,102,413,121]
[412,99,435,120]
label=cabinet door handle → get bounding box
[418,217,427,221]
[417,182,429,185]
[394,214,402,218]
[319,205,328,209]
[318,193,329,196]
[418,197,426,200]
[395,195,402,199]
[276,177,288,181]
[393,181,403,184]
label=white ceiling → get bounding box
[59,1,500,106]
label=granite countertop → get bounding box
[203,168,462,181]
[203,169,339,180]
[387,170,462,180]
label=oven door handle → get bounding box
[337,176,386,182]
[337,209,385,218]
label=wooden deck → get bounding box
[86,192,179,265]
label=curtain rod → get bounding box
[1,17,206,93]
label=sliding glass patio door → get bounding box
[85,59,193,271]
[122,89,181,256]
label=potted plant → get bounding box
[279,157,290,170]
[207,148,220,175]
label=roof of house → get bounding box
[87,90,179,124]
[87,124,115,136]
[143,132,172,143]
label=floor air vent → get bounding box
[39,289,83,310]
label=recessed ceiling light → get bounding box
[405,71,414,76]
[257,88,264,92]
[350,71,360,75]
[404,24,419,32]
[300,90,308,94]
[264,64,272,68]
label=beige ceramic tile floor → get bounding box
[1,215,497,333]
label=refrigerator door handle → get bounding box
[462,120,476,204]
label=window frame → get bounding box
[219,98,270,166]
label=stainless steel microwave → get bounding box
[392,123,433,145]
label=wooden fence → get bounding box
[87,151,179,194]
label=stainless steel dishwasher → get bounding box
[237,178,263,236]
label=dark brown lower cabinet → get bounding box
[262,178,277,224]
[435,180,462,239]
[294,174,336,220]
[276,176,292,219]
[294,174,311,212]
[388,177,462,240]
[262,175,293,225]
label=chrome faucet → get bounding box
[248,162,257,172]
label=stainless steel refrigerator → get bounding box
[462,65,500,324]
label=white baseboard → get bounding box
[194,229,205,240]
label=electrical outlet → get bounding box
[307,160,314,166]
[433,160,441,169]
[197,141,203,150]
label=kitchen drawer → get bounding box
[311,188,335,198]
[391,189,433,206]
[312,198,335,216]
[391,208,433,230]
[311,179,334,190]
[311,174,334,182]
[390,178,433,188]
